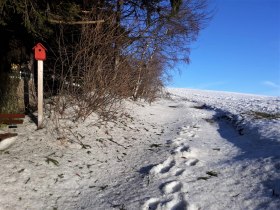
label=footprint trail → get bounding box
[143,124,202,209]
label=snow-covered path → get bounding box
[0,89,279,210]
[143,101,279,210]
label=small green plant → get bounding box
[197,171,219,181]
[99,185,108,191]
[45,157,59,166]
[197,176,210,181]
[206,171,218,177]
[150,143,161,148]
[204,118,215,124]
[192,104,208,110]
[249,111,280,120]
[96,138,105,143]
[0,123,7,129]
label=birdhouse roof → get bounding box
[32,43,47,51]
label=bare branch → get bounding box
[48,19,105,25]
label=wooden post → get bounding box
[33,43,47,129]
[37,60,43,128]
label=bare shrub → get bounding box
[37,1,209,133]
[46,9,131,126]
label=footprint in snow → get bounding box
[178,125,200,138]
[180,125,193,131]
[181,125,200,130]
[173,144,190,159]
[150,157,176,175]
[185,132,197,138]
[142,198,161,210]
[160,181,183,194]
[160,193,189,210]
[173,168,185,176]
[172,137,186,145]
[174,144,190,153]
[143,193,189,210]
[184,158,199,166]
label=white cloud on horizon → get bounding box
[262,81,280,89]
[261,81,280,96]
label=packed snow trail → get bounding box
[99,94,279,210]
[140,91,280,210]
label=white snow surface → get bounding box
[1,88,280,210]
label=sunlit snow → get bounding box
[1,88,279,210]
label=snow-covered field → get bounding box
[0,88,279,210]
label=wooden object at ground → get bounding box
[0,114,24,150]
[0,133,18,141]
[0,113,25,128]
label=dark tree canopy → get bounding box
[0,0,210,114]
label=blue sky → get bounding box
[170,0,280,96]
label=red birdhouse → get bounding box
[33,43,47,61]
